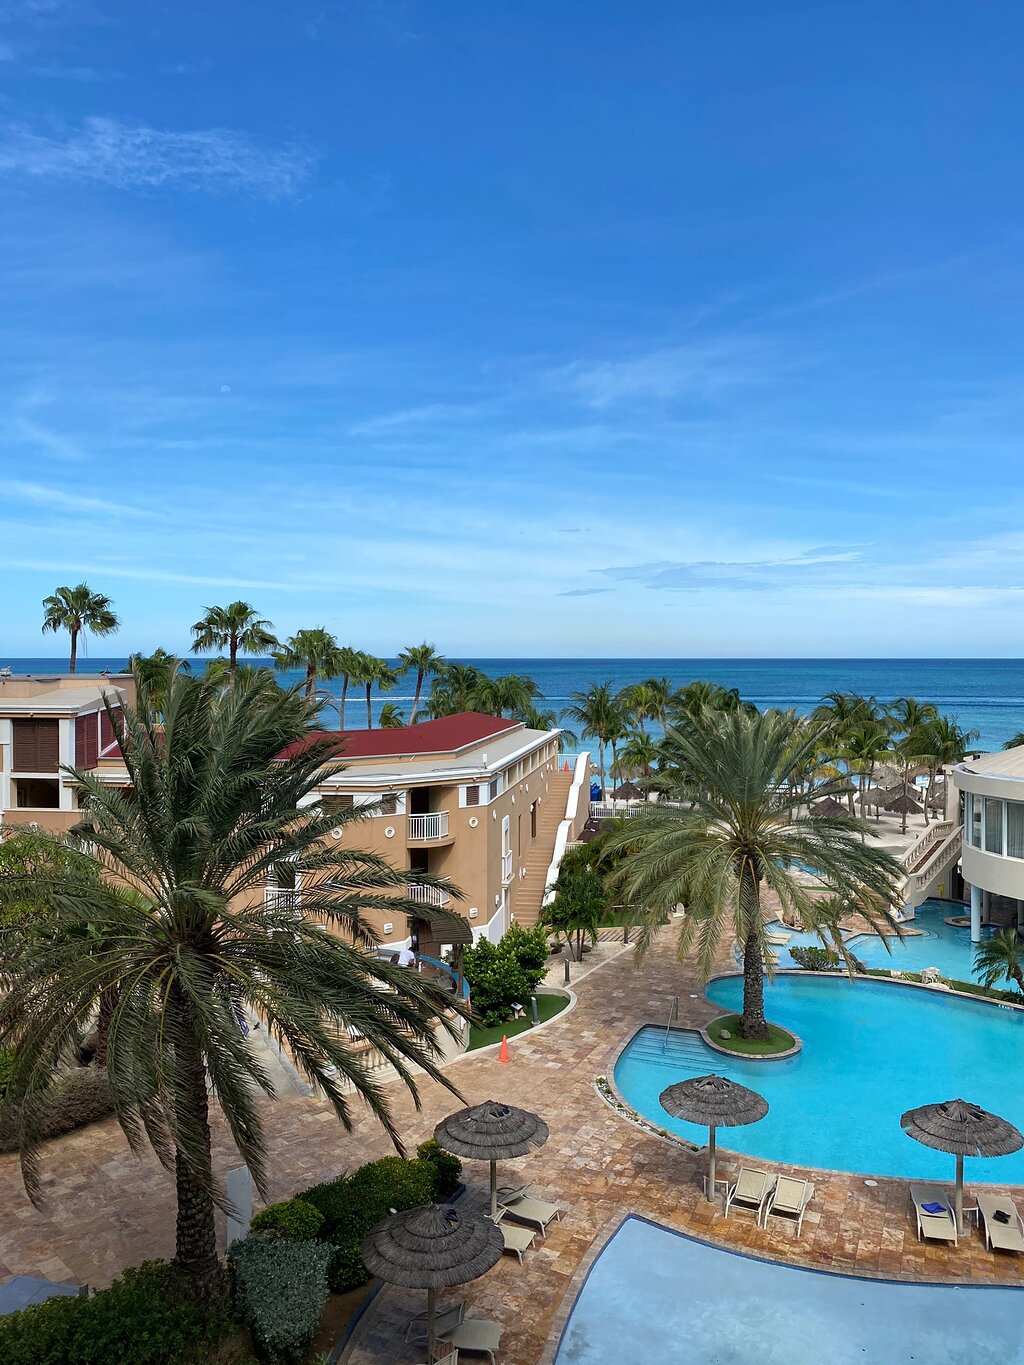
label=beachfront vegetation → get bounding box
[272,628,345,700]
[190,599,280,688]
[41,582,119,673]
[603,706,905,1039]
[542,861,608,960]
[399,641,446,722]
[0,668,464,1302]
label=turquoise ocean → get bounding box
[4,656,1024,752]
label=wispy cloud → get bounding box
[0,117,316,198]
[558,587,613,597]
[30,64,119,81]
[547,337,782,409]
[2,480,156,520]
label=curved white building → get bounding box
[953,748,1024,941]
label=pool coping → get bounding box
[538,1209,1024,1365]
[700,1013,803,1060]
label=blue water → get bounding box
[553,1216,1024,1364]
[614,975,1024,1183]
[4,656,1024,750]
[766,897,996,980]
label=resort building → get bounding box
[276,712,591,954]
[0,674,133,835]
[953,747,1024,940]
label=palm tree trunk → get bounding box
[229,636,238,689]
[93,987,117,1068]
[739,929,770,1039]
[365,684,373,729]
[171,1011,220,1300]
[305,664,315,700]
[598,734,606,797]
[69,626,79,674]
[340,675,349,729]
[410,671,424,724]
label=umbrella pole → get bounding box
[490,1159,498,1219]
[427,1285,437,1362]
[955,1153,964,1235]
[707,1126,717,1203]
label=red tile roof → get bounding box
[277,711,522,762]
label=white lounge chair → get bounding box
[438,1318,503,1364]
[489,1211,536,1264]
[496,1188,561,1237]
[765,930,792,946]
[976,1193,1024,1254]
[724,1167,776,1226]
[909,1184,958,1245]
[765,1176,815,1237]
[406,1302,465,1342]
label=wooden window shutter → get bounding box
[99,707,123,758]
[13,719,60,772]
[75,714,99,769]
[465,784,480,806]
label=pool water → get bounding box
[553,1216,1024,1364]
[766,897,996,981]
[614,974,1024,1182]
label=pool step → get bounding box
[625,1027,715,1073]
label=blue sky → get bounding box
[1,0,1024,657]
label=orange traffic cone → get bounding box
[498,1035,510,1063]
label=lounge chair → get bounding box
[765,1176,815,1237]
[977,1193,1024,1254]
[405,1302,465,1342]
[489,1211,536,1265]
[438,1318,503,1363]
[496,1189,561,1237]
[724,1167,776,1226]
[909,1184,958,1245]
[765,930,792,946]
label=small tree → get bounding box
[975,929,1024,994]
[542,867,608,961]
[461,925,548,1027]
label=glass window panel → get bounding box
[985,798,1004,854]
[970,793,983,847]
[1007,802,1024,860]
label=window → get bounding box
[379,793,398,815]
[75,714,99,770]
[488,778,499,802]
[984,798,1003,854]
[12,719,59,773]
[969,794,982,847]
[1008,802,1024,860]
[321,794,354,815]
[465,785,480,807]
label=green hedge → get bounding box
[462,923,549,1027]
[0,1260,228,1365]
[301,1155,438,1293]
[230,1235,332,1364]
[250,1196,324,1243]
[416,1138,462,1198]
[0,1068,114,1153]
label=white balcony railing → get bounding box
[408,811,449,841]
[406,881,451,907]
[502,849,513,883]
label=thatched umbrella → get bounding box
[612,779,644,800]
[660,1074,769,1204]
[435,1100,549,1217]
[861,785,896,807]
[362,1203,503,1361]
[810,796,845,816]
[900,1099,1024,1233]
[886,793,923,815]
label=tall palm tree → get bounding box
[604,707,904,1039]
[335,645,362,730]
[614,731,660,783]
[619,681,660,734]
[425,663,486,718]
[399,643,446,723]
[1003,732,1024,751]
[841,719,891,825]
[915,715,978,824]
[474,673,541,720]
[561,682,623,797]
[0,669,463,1300]
[352,654,399,728]
[273,628,343,700]
[975,929,1024,994]
[41,583,119,673]
[128,650,190,714]
[190,601,279,688]
[378,702,405,728]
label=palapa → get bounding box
[809,796,846,816]
[435,1100,549,1217]
[901,1099,1024,1233]
[886,793,923,815]
[660,1074,768,1205]
[362,1203,503,1360]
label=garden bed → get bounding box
[703,1013,798,1057]
[467,990,570,1050]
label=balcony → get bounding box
[406,880,451,907]
[407,811,451,842]
[501,849,513,883]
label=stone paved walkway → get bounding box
[1,930,1021,1365]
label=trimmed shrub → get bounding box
[250,1196,324,1243]
[230,1235,332,1365]
[463,926,548,1027]
[0,1067,114,1152]
[0,1259,229,1365]
[416,1138,462,1199]
[300,1156,437,1293]
[789,946,839,971]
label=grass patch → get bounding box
[468,992,569,1051]
[705,1013,796,1055]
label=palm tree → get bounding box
[975,929,1024,994]
[41,583,119,673]
[128,650,190,714]
[604,707,904,1039]
[0,669,463,1300]
[474,673,541,720]
[520,705,576,750]
[1003,733,1024,751]
[190,601,279,688]
[378,702,405,728]
[351,654,398,728]
[273,628,343,700]
[335,645,362,730]
[425,663,486,718]
[841,719,891,824]
[399,644,446,723]
[619,682,660,734]
[614,731,660,783]
[561,682,624,797]
[915,715,978,824]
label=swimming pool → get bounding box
[553,1216,1024,1364]
[765,897,996,980]
[614,974,1024,1182]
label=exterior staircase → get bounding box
[513,769,572,928]
[899,820,962,908]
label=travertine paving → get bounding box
[1,929,1021,1365]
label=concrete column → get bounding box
[971,885,983,943]
[982,889,992,925]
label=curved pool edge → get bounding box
[706,965,1024,1014]
[700,1013,804,1060]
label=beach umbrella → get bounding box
[810,796,846,816]
[900,1099,1024,1233]
[362,1203,503,1362]
[861,786,897,807]
[886,793,923,815]
[611,779,644,800]
[659,1074,768,1204]
[434,1100,549,1218]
